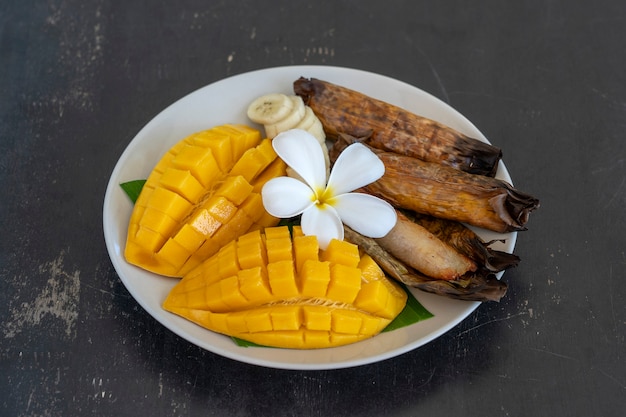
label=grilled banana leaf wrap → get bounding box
[405,212,521,273]
[294,77,502,177]
[344,211,519,302]
[331,135,539,233]
[344,227,508,302]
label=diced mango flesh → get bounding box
[125,125,286,277]
[163,226,408,349]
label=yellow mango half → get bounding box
[163,226,408,349]
[125,124,287,277]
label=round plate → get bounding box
[103,65,516,370]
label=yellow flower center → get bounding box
[313,186,335,207]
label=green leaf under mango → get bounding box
[120,180,146,204]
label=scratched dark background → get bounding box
[1,0,624,416]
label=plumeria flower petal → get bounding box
[261,176,315,218]
[272,129,327,193]
[300,203,344,250]
[327,142,385,195]
[261,129,397,249]
[331,193,397,238]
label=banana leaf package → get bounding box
[294,77,502,177]
[332,136,539,234]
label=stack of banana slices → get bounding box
[247,93,330,173]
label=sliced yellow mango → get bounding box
[230,139,276,183]
[159,168,205,203]
[300,259,330,298]
[125,124,287,277]
[163,226,408,349]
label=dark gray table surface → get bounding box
[2,1,624,416]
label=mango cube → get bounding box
[300,260,330,297]
[320,239,360,268]
[214,175,253,205]
[267,260,298,298]
[159,168,205,203]
[326,264,362,303]
[172,145,222,188]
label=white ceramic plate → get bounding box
[103,65,516,370]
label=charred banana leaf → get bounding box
[344,227,508,302]
[294,77,502,176]
[405,212,520,272]
[331,136,539,233]
[414,270,508,302]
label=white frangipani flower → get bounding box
[261,129,397,249]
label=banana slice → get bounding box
[306,118,326,143]
[294,106,317,132]
[320,140,330,172]
[264,95,306,138]
[247,93,294,125]
[246,93,329,176]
